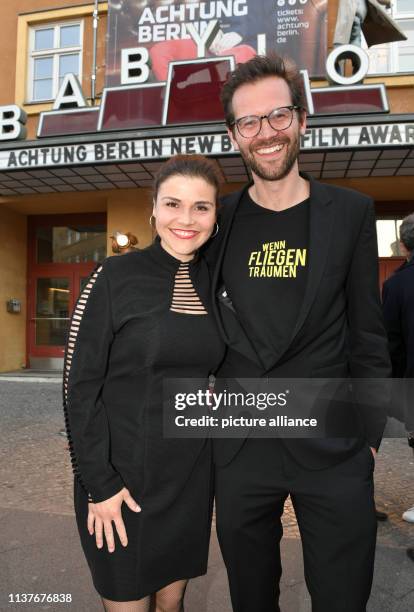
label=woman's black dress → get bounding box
[63,238,225,601]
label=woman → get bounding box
[63,154,225,612]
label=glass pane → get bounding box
[367,45,392,74]
[399,52,414,71]
[33,79,53,101]
[60,24,80,48]
[396,0,413,14]
[397,20,414,71]
[34,56,53,79]
[36,319,69,346]
[35,278,69,346]
[376,220,403,256]
[36,225,106,263]
[34,28,54,51]
[59,54,79,80]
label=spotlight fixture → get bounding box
[110,231,138,254]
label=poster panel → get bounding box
[105,0,328,87]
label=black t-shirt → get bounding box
[222,190,309,369]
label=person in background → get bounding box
[382,213,414,527]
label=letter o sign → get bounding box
[326,44,370,86]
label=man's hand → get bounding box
[87,487,141,553]
[370,447,377,459]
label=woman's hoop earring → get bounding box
[211,222,219,238]
[149,214,155,227]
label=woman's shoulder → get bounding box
[101,247,155,275]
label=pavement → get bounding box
[0,376,413,612]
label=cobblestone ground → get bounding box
[1,379,413,611]
[0,380,74,516]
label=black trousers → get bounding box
[215,439,377,612]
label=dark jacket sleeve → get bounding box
[63,260,124,503]
[382,277,406,377]
[345,199,391,449]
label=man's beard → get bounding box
[239,130,300,182]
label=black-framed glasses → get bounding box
[231,105,302,138]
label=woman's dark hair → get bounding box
[153,154,222,205]
[220,52,306,129]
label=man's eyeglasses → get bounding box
[230,105,302,138]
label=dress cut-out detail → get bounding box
[170,262,207,315]
[63,264,103,502]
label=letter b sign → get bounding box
[0,105,27,141]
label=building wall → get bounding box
[107,189,154,251]
[324,175,414,202]
[327,0,414,113]
[0,0,108,140]
[2,189,107,216]
[0,0,412,138]
[0,206,27,371]
[0,0,413,371]
[0,186,155,371]
[0,187,153,253]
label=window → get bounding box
[36,225,106,263]
[376,219,405,257]
[365,0,414,74]
[28,22,83,102]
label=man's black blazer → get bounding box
[207,173,391,469]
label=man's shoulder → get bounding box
[218,178,373,217]
[390,261,414,280]
[309,179,374,231]
[383,263,414,290]
[219,186,248,212]
[315,179,373,209]
[383,273,399,292]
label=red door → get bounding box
[27,213,107,368]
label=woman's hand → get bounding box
[87,487,141,553]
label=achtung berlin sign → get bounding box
[1,123,413,170]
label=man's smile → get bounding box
[255,143,285,157]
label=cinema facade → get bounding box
[0,0,413,372]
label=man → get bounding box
[210,54,391,612]
[382,213,414,524]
